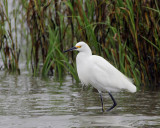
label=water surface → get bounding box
[0,70,160,128]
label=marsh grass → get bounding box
[0,0,20,73]
[0,0,160,89]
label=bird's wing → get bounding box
[89,55,133,92]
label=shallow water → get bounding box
[0,70,160,128]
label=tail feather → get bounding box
[126,81,136,93]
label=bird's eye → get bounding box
[76,46,81,48]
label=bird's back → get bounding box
[78,55,136,93]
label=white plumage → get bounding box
[64,41,136,111]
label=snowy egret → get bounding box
[64,41,136,112]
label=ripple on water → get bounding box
[0,71,160,127]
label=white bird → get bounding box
[64,41,136,111]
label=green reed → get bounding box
[0,0,160,89]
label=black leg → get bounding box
[99,92,104,112]
[107,92,117,111]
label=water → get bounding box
[0,70,160,128]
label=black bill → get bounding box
[64,46,77,53]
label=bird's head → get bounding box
[64,41,92,54]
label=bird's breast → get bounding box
[76,53,91,85]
